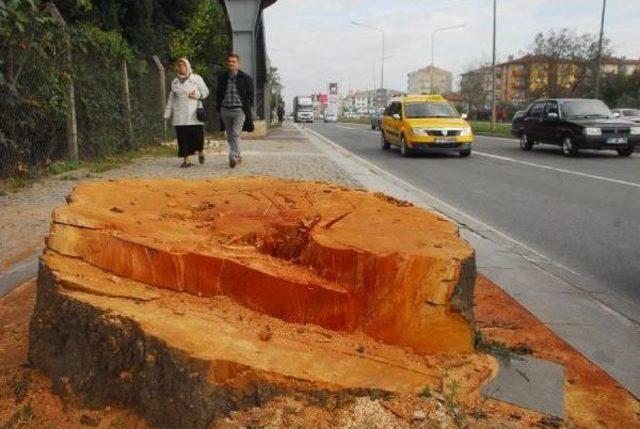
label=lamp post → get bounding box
[430,24,465,94]
[595,0,607,99]
[352,21,386,97]
[491,0,497,131]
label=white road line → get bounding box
[474,151,640,189]
[476,134,518,142]
[324,125,640,188]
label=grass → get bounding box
[340,117,514,138]
[108,416,127,429]
[474,331,533,361]
[420,385,432,399]
[4,402,34,429]
[469,120,513,138]
[0,143,177,194]
[339,117,370,125]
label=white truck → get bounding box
[293,96,314,123]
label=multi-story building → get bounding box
[601,56,640,75]
[341,89,406,114]
[461,55,640,108]
[407,66,453,95]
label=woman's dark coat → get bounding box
[216,70,255,132]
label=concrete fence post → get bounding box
[152,55,167,139]
[45,2,78,161]
[121,60,134,144]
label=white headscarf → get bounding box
[177,58,193,82]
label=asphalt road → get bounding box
[308,121,640,306]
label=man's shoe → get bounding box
[229,158,236,168]
[198,154,205,164]
[237,156,242,165]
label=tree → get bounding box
[267,66,283,111]
[527,28,612,99]
[460,64,489,119]
[169,1,230,79]
[0,0,70,176]
[601,70,640,108]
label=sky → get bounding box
[263,0,640,107]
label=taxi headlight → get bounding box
[460,127,472,136]
[583,127,601,136]
[412,128,429,135]
[630,127,640,135]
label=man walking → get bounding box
[277,103,285,124]
[216,53,254,168]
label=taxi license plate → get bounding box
[435,137,457,143]
[607,137,627,144]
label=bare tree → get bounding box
[527,29,612,98]
[460,63,490,118]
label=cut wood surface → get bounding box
[45,177,476,354]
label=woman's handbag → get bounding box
[196,98,207,122]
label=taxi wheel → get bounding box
[459,148,472,158]
[381,131,390,150]
[400,135,412,158]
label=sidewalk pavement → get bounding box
[1,122,638,400]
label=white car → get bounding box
[324,113,338,123]
[612,108,640,124]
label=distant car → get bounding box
[612,108,640,124]
[370,108,384,130]
[511,98,639,157]
[324,112,338,123]
[380,94,473,158]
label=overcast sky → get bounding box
[263,0,640,106]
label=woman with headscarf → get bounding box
[164,58,209,168]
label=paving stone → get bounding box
[482,355,565,419]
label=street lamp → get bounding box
[491,0,497,131]
[352,21,386,95]
[430,24,465,93]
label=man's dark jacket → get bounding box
[216,70,255,132]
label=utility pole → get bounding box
[491,0,497,131]
[595,0,607,99]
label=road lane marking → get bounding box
[474,151,640,189]
[323,126,640,188]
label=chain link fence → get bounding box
[0,11,171,181]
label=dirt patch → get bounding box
[475,275,640,428]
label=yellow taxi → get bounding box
[380,94,473,157]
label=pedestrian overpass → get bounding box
[219,0,277,123]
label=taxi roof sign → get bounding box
[388,94,447,104]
